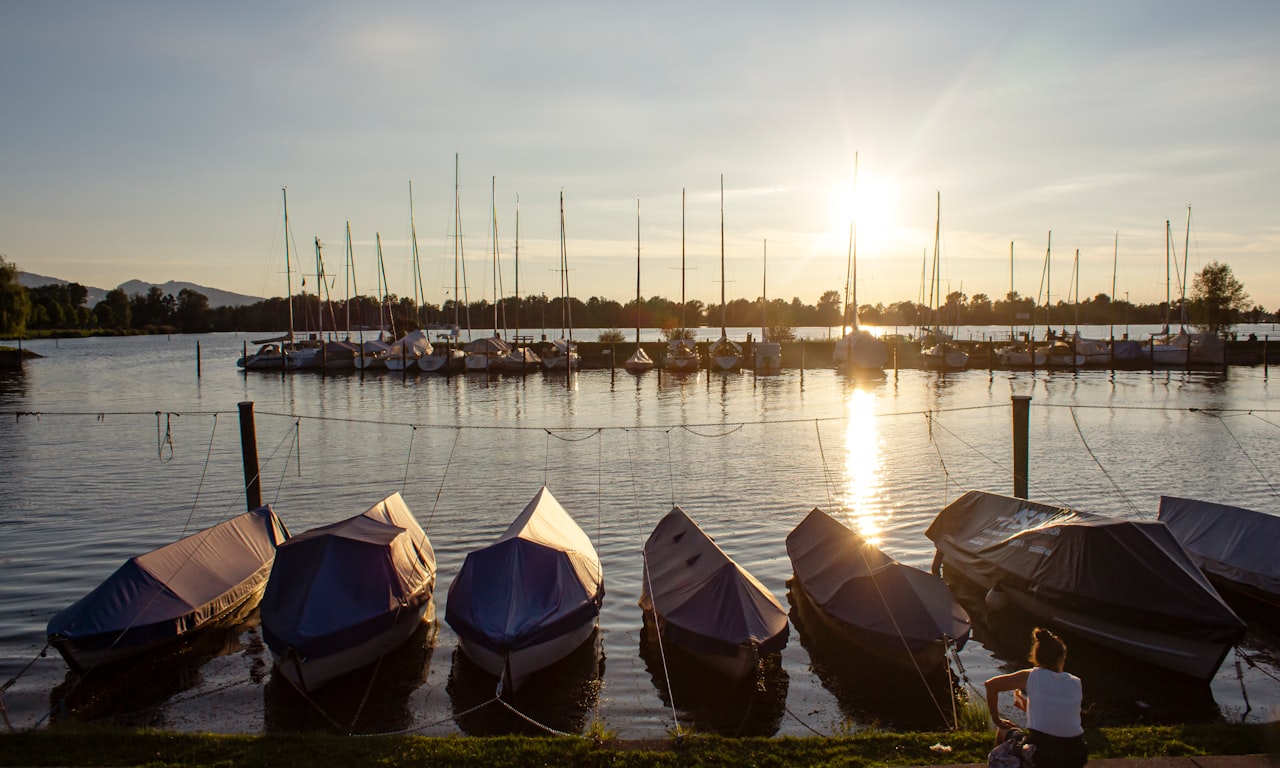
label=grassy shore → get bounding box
[1,724,1276,768]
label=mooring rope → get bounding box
[1068,407,1142,516]
[179,413,219,538]
[401,425,417,495]
[1204,412,1280,503]
[155,411,176,462]
[424,428,461,534]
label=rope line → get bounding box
[179,413,219,538]
[1068,408,1142,516]
[401,426,417,495]
[784,705,826,737]
[1204,412,1280,503]
[425,429,461,534]
[156,411,176,462]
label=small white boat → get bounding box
[665,339,700,373]
[920,339,968,370]
[354,339,391,370]
[464,336,512,372]
[381,330,433,371]
[48,506,289,672]
[624,346,655,373]
[259,493,436,692]
[445,487,604,690]
[833,330,887,372]
[541,337,580,371]
[709,336,742,371]
[640,506,789,679]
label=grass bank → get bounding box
[1,724,1276,768]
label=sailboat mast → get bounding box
[409,180,423,329]
[282,188,295,341]
[635,197,641,345]
[313,237,323,335]
[850,152,858,332]
[376,233,394,339]
[1009,241,1014,344]
[491,176,499,336]
[453,154,463,337]
[931,191,941,334]
[1074,248,1080,334]
[680,188,687,330]
[1164,220,1172,333]
[345,222,353,342]
[761,239,767,341]
[1110,232,1118,341]
[514,195,521,344]
[1181,205,1191,330]
[720,175,727,338]
[1045,230,1052,333]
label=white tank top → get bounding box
[1025,666,1083,738]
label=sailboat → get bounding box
[466,177,513,373]
[355,231,395,369]
[286,237,357,370]
[494,194,541,373]
[709,176,742,371]
[919,192,968,370]
[420,158,468,373]
[1148,207,1224,367]
[995,240,1047,368]
[1062,248,1110,364]
[1030,232,1084,368]
[753,239,781,374]
[543,191,580,372]
[239,188,301,370]
[665,188,701,374]
[832,155,886,373]
[624,198,655,373]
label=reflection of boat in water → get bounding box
[47,505,288,672]
[48,599,262,727]
[447,630,602,736]
[638,612,787,737]
[445,486,604,690]
[786,508,969,672]
[640,506,789,680]
[1158,496,1280,621]
[264,620,436,734]
[787,585,954,731]
[926,490,1245,681]
[260,493,436,693]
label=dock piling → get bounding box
[238,401,263,511]
[1012,394,1031,499]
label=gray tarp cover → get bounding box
[925,490,1244,643]
[640,506,789,656]
[787,508,969,653]
[259,493,435,659]
[47,506,287,645]
[445,487,603,654]
[1158,496,1280,598]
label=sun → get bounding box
[824,171,901,258]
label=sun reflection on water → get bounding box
[839,387,884,546]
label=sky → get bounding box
[2,1,1278,313]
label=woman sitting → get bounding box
[985,627,1087,768]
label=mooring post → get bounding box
[238,401,263,511]
[1012,395,1031,499]
[242,340,248,375]
[196,341,202,378]
[800,342,805,385]
[1265,336,1269,379]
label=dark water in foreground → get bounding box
[1,332,1278,736]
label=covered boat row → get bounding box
[46,488,1272,694]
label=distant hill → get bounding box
[18,272,264,309]
[116,280,265,309]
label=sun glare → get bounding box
[824,173,901,258]
[838,387,884,545]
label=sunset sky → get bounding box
[3,2,1277,313]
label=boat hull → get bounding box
[273,599,433,692]
[457,614,597,690]
[789,580,950,672]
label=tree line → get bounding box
[0,254,1263,339]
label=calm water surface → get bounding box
[2,332,1278,736]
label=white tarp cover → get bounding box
[926,490,1244,644]
[445,487,603,654]
[259,493,435,660]
[787,508,969,653]
[384,329,433,358]
[47,506,288,661]
[1158,496,1280,599]
[832,329,888,368]
[465,336,512,354]
[640,506,788,656]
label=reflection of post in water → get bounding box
[48,605,261,728]
[446,629,603,736]
[637,613,788,737]
[264,620,436,734]
[787,585,957,732]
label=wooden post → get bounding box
[1265,336,1269,379]
[1012,395,1031,499]
[238,401,263,511]
[800,341,805,385]
[242,340,248,375]
[196,341,202,377]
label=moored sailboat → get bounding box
[832,155,886,373]
[624,198,655,374]
[709,176,742,371]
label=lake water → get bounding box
[2,331,1278,737]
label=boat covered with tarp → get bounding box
[640,506,789,679]
[1158,495,1280,611]
[445,486,603,690]
[260,492,436,692]
[926,490,1245,680]
[787,507,968,670]
[48,506,289,671]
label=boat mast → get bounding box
[761,238,768,341]
[1073,248,1081,336]
[1009,240,1015,344]
[635,197,642,347]
[1163,220,1171,334]
[1045,230,1052,335]
[282,188,295,342]
[514,194,521,346]
[1110,232,1118,342]
[930,191,941,336]
[719,175,727,339]
[850,152,858,332]
[491,176,500,337]
[375,233,394,339]
[454,154,467,341]
[345,221,357,343]
[680,188,687,331]
[1181,205,1191,331]
[560,190,572,344]
[409,180,425,330]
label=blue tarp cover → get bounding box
[1158,495,1280,599]
[787,508,970,653]
[259,493,435,660]
[47,506,287,657]
[445,487,603,654]
[640,506,788,656]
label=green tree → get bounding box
[816,289,843,326]
[1190,261,1249,335]
[0,255,32,337]
[94,288,132,329]
[175,288,212,332]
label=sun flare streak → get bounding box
[839,388,884,545]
